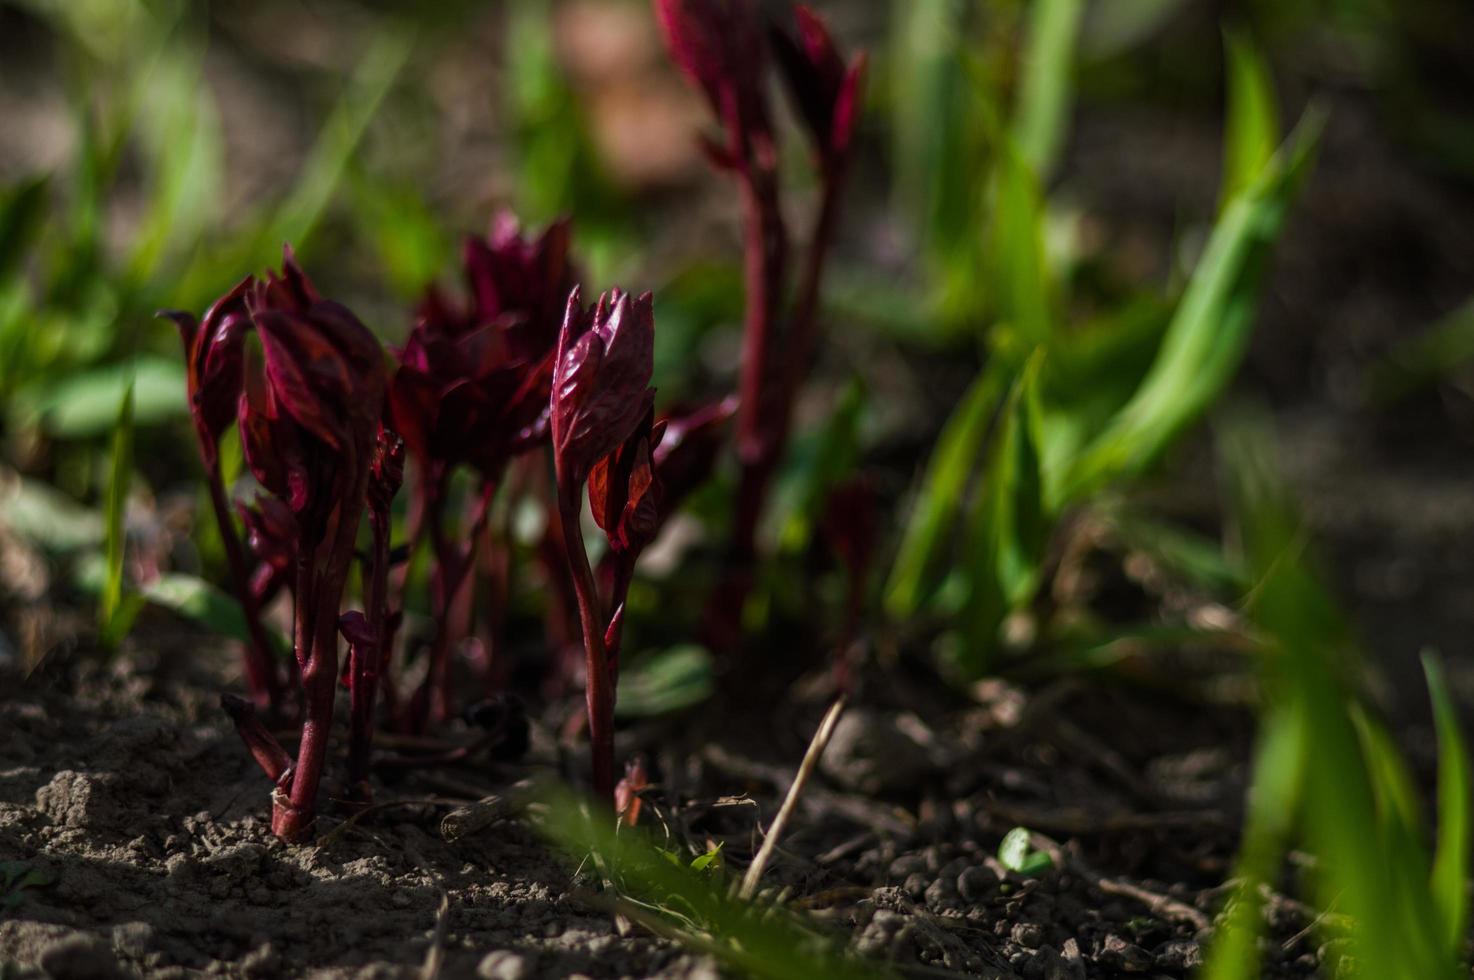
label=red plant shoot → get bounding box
[551,287,656,803]
[164,284,284,714]
[655,0,865,648]
[388,213,572,729]
[228,248,387,841]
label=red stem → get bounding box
[411,474,495,730]
[713,168,846,648]
[557,480,616,804]
[733,169,787,471]
[272,469,370,842]
[347,497,393,799]
[205,465,282,713]
[221,693,291,781]
[773,167,846,460]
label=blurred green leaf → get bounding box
[1015,0,1084,178]
[1369,297,1474,403]
[175,25,413,305]
[1353,705,1425,835]
[1079,0,1192,60]
[272,30,414,251]
[1103,505,1245,593]
[689,842,724,875]
[616,645,715,719]
[100,379,134,636]
[1202,702,1307,980]
[1220,31,1279,211]
[1424,652,1471,957]
[885,367,1003,619]
[1219,414,1459,980]
[18,355,185,438]
[891,0,977,255]
[988,141,1055,347]
[0,477,103,552]
[958,355,1046,673]
[127,43,224,285]
[1060,109,1323,504]
[72,560,260,648]
[140,573,255,645]
[0,176,50,282]
[348,171,450,299]
[777,379,867,552]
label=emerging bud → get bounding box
[769,5,866,168]
[464,212,575,359]
[163,278,252,469]
[551,288,656,487]
[389,216,573,480]
[237,248,386,547]
[653,0,775,174]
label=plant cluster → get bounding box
[169,0,864,839]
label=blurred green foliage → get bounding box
[1204,414,1471,980]
[886,28,1321,676]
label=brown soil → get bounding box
[1,640,1327,980]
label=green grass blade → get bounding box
[1061,110,1323,504]
[535,785,894,980]
[1220,415,1458,980]
[1014,0,1084,178]
[127,45,224,285]
[0,176,50,282]
[777,379,867,553]
[988,139,1054,347]
[1103,507,1246,594]
[885,367,1004,619]
[1201,701,1306,980]
[1220,31,1279,211]
[101,380,134,638]
[1352,705,1425,834]
[175,25,412,304]
[958,354,1047,674]
[270,29,413,251]
[1368,296,1474,404]
[1424,652,1472,956]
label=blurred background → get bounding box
[1,0,1473,719]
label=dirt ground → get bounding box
[2,634,1330,980]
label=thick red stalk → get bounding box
[205,464,282,713]
[271,471,369,842]
[732,170,788,475]
[557,482,616,804]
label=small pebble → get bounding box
[1011,921,1045,950]
[477,949,530,978]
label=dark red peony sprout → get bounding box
[551,287,656,803]
[387,213,575,728]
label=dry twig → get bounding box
[739,697,846,900]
